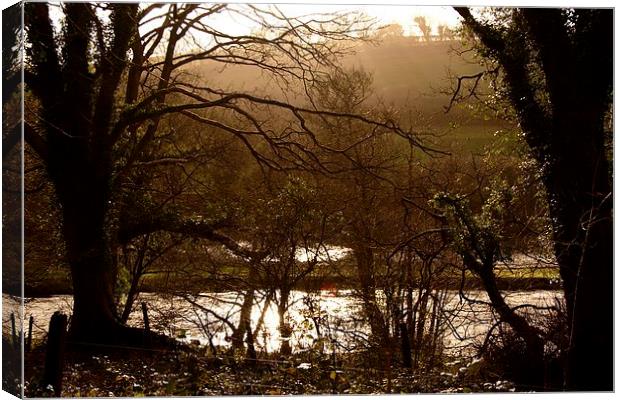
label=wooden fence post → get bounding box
[26,316,34,352]
[141,302,151,346]
[10,312,18,349]
[42,312,67,397]
[141,302,150,333]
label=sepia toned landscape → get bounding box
[2,3,613,396]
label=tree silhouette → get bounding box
[455,7,612,391]
[414,16,432,42]
[18,3,425,346]
[376,23,405,39]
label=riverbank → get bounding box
[14,275,561,298]
[22,341,520,396]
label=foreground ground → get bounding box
[20,342,521,396]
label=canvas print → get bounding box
[2,2,613,396]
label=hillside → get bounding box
[192,38,480,111]
[345,39,479,110]
[345,38,514,151]
[190,37,515,152]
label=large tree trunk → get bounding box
[456,8,613,389]
[564,226,613,391]
[51,152,155,346]
[513,11,612,390]
[563,218,613,391]
[62,195,171,347]
[68,244,120,342]
[545,119,612,390]
[57,172,123,343]
[23,1,145,347]
[41,2,123,340]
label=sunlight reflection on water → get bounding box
[13,289,561,356]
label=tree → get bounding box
[431,189,547,385]
[375,23,405,40]
[414,16,432,42]
[250,177,336,355]
[436,24,455,42]
[18,3,423,346]
[453,7,613,390]
[3,3,23,298]
[306,67,455,370]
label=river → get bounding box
[5,289,562,356]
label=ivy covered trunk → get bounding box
[456,7,613,390]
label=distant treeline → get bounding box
[16,275,560,298]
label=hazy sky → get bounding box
[48,2,461,38]
[192,4,461,41]
[271,4,461,34]
[47,1,616,41]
